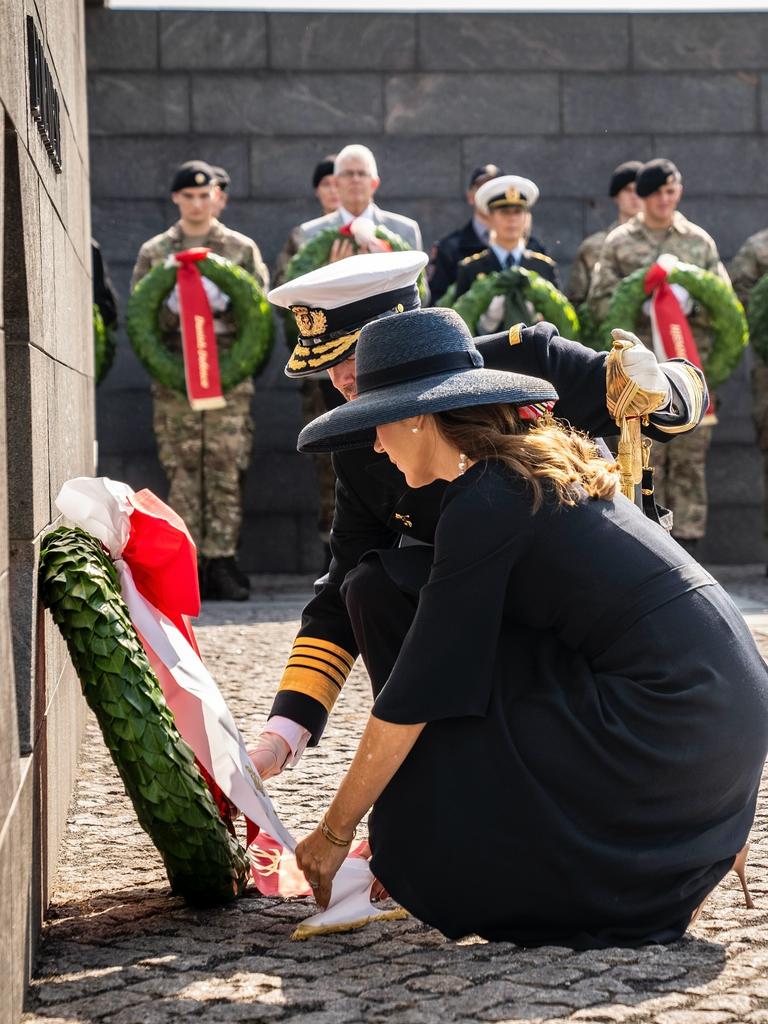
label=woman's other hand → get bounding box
[295,825,350,909]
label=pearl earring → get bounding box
[458,452,468,474]
[411,427,420,433]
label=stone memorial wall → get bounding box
[0,1,94,1020]
[87,10,768,566]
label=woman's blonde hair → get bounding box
[435,403,619,511]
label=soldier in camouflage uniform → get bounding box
[566,161,642,307]
[729,229,768,541]
[131,160,270,600]
[589,159,731,551]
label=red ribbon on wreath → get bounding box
[339,220,393,252]
[644,260,714,416]
[175,248,227,411]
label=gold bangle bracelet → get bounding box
[321,814,355,847]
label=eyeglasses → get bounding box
[337,169,372,179]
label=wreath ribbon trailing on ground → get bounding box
[126,254,273,394]
[448,267,580,341]
[598,261,747,391]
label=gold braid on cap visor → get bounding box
[287,330,361,372]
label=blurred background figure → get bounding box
[567,160,643,307]
[295,144,423,258]
[210,165,230,220]
[130,159,270,600]
[588,158,732,553]
[729,228,768,565]
[273,155,339,287]
[427,163,502,303]
[454,174,559,332]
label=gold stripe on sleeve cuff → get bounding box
[277,636,355,714]
[652,365,705,434]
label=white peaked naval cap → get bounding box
[268,250,427,310]
[474,175,540,215]
[270,250,428,378]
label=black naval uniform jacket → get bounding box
[270,323,707,744]
[454,246,560,297]
[428,221,549,304]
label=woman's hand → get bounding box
[295,826,350,909]
[294,714,425,909]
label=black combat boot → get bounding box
[205,557,250,601]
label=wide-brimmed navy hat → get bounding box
[297,308,558,454]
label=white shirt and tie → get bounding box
[490,241,526,269]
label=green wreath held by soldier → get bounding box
[93,304,116,385]
[126,254,273,395]
[284,225,429,300]
[747,273,768,365]
[450,266,581,341]
[599,261,748,390]
[38,526,250,906]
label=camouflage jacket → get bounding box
[729,228,768,306]
[587,212,730,339]
[566,221,617,306]
[130,219,270,349]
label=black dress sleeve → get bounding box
[372,465,541,725]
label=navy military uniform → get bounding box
[430,224,552,304]
[269,322,707,743]
[455,244,560,297]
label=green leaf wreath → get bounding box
[746,273,768,364]
[38,526,250,906]
[599,262,748,390]
[575,302,602,351]
[284,225,427,296]
[450,267,581,341]
[435,283,457,308]
[93,304,116,386]
[126,255,274,394]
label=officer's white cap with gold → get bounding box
[269,250,428,378]
[475,174,540,215]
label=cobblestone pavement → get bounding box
[23,568,768,1024]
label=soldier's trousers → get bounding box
[651,424,713,541]
[752,360,768,537]
[152,379,254,559]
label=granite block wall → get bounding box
[1,1,94,1019]
[87,10,768,566]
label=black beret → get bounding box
[312,156,337,189]
[210,165,230,191]
[171,160,217,192]
[635,158,682,198]
[468,163,503,189]
[609,160,643,197]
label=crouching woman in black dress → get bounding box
[294,307,768,949]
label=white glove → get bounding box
[642,283,693,318]
[478,294,506,334]
[165,277,230,315]
[616,330,670,397]
[248,731,291,782]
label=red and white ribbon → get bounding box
[55,477,395,937]
[644,255,715,418]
